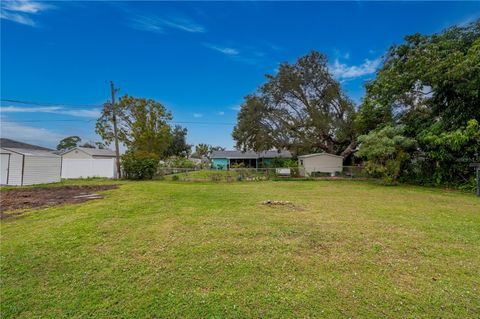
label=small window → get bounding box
[300,160,303,165]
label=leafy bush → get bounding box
[356,125,416,185]
[416,119,480,188]
[268,158,298,168]
[122,151,159,180]
[230,162,245,169]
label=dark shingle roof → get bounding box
[0,138,53,151]
[211,150,292,159]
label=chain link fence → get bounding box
[156,166,368,182]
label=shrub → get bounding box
[268,158,298,168]
[230,162,245,169]
[122,151,159,180]
[356,125,416,185]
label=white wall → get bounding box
[299,155,343,176]
[23,156,62,185]
[0,149,23,185]
[62,158,116,179]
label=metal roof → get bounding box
[298,153,344,159]
[211,150,292,159]
[0,138,53,151]
[1,147,60,157]
[63,147,116,157]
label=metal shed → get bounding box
[0,139,61,186]
[298,153,344,177]
[61,147,117,179]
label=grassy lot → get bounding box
[1,180,479,318]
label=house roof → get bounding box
[0,138,53,151]
[211,150,292,159]
[298,153,344,159]
[1,147,60,157]
[62,147,116,157]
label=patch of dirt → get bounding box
[0,185,118,218]
[261,200,303,211]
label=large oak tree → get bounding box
[233,51,357,158]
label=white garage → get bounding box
[0,139,62,186]
[298,153,344,177]
[61,147,117,179]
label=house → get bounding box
[298,153,343,177]
[61,147,117,178]
[211,150,292,170]
[0,138,62,186]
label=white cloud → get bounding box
[0,0,54,27]
[0,11,35,26]
[130,16,165,33]
[160,17,205,33]
[0,120,63,147]
[1,105,100,118]
[2,0,53,14]
[131,15,205,34]
[203,43,239,56]
[329,58,381,80]
[229,105,241,111]
[193,113,203,118]
[217,111,225,116]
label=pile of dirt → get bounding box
[0,185,118,217]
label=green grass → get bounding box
[1,180,479,318]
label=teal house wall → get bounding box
[212,158,229,170]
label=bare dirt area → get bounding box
[0,185,118,218]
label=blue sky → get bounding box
[1,1,479,150]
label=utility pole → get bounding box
[110,81,121,179]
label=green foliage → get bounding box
[417,119,480,186]
[96,95,173,158]
[357,125,416,184]
[57,136,81,151]
[360,21,480,133]
[233,51,357,158]
[269,158,298,168]
[195,143,210,158]
[121,151,159,180]
[165,125,191,158]
[356,20,480,189]
[230,162,245,169]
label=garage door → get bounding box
[0,153,10,185]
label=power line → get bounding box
[0,99,103,109]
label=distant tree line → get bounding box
[233,20,480,188]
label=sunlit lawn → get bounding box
[1,180,479,318]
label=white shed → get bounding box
[298,153,343,177]
[0,141,62,186]
[61,147,117,179]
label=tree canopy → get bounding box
[233,51,357,158]
[356,20,480,188]
[357,20,480,134]
[57,136,81,151]
[165,125,191,157]
[96,95,173,158]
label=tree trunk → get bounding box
[340,141,358,158]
